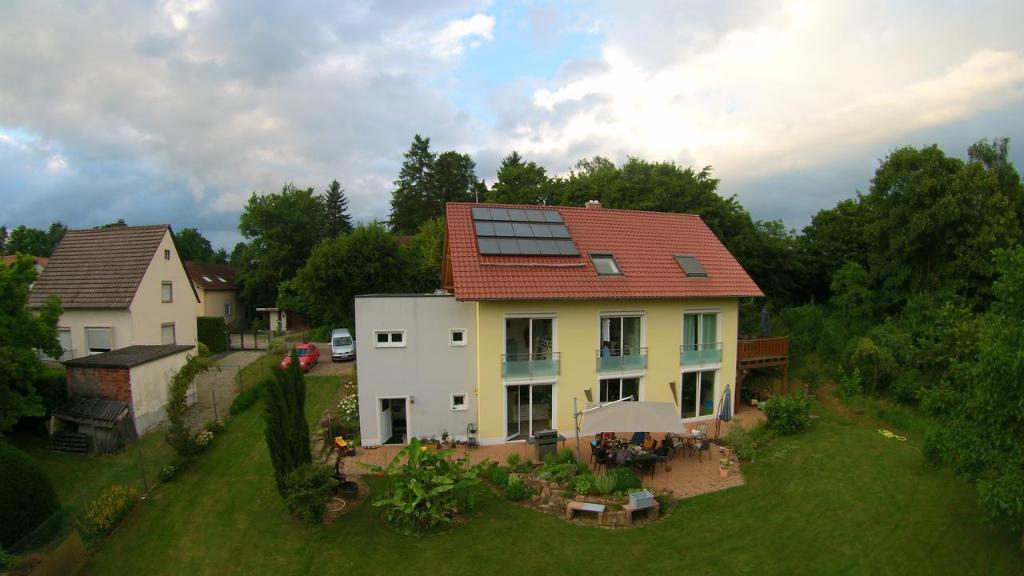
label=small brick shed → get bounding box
[63,344,194,438]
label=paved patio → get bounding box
[346,405,765,500]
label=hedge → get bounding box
[197,316,228,355]
[0,441,61,548]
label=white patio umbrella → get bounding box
[580,401,685,436]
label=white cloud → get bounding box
[45,154,68,172]
[506,0,1024,184]
[431,14,495,59]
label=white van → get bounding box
[330,328,355,362]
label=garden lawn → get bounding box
[83,388,1024,576]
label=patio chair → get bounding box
[692,438,712,463]
[594,446,611,470]
[666,434,686,460]
[612,448,630,468]
[694,423,709,439]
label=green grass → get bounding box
[66,388,1024,575]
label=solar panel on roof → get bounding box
[497,238,519,254]
[490,207,510,221]
[493,221,514,236]
[472,207,491,220]
[507,209,529,221]
[516,238,540,253]
[531,223,553,237]
[675,255,708,277]
[549,224,570,238]
[475,221,496,236]
[512,222,533,237]
[526,211,547,222]
[543,211,563,223]
[537,239,561,255]
[478,238,500,254]
[556,240,578,255]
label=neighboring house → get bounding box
[255,307,308,333]
[3,254,49,275]
[356,201,764,446]
[185,261,244,329]
[27,223,199,360]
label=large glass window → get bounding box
[682,312,720,364]
[681,370,717,419]
[600,316,641,356]
[506,384,553,440]
[599,377,640,402]
[504,317,557,379]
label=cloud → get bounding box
[431,14,495,59]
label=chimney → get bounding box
[585,200,602,209]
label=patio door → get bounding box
[680,370,717,419]
[381,399,393,442]
[506,384,554,440]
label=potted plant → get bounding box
[719,458,731,479]
[441,429,450,448]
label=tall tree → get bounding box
[404,217,447,292]
[0,256,63,432]
[173,227,217,263]
[0,226,7,254]
[264,355,311,495]
[429,151,478,215]
[321,179,353,237]
[279,222,408,330]
[390,135,437,235]
[5,225,51,256]
[236,183,326,309]
[485,151,551,204]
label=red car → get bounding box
[281,343,319,373]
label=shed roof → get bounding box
[53,397,130,428]
[64,344,194,368]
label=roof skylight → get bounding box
[674,255,708,277]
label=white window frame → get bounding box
[682,308,722,366]
[85,327,113,354]
[450,393,468,411]
[679,368,718,421]
[449,328,467,347]
[56,328,72,361]
[164,249,171,260]
[374,330,406,348]
[161,322,176,345]
[224,302,233,317]
[161,281,173,303]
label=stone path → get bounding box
[185,350,266,428]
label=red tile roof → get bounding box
[444,202,763,300]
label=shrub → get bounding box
[36,368,68,415]
[0,545,16,570]
[159,461,186,483]
[574,474,595,495]
[283,464,334,525]
[762,391,814,435]
[204,419,226,434]
[196,341,211,357]
[723,423,772,461]
[504,474,533,502]
[537,462,578,485]
[483,463,510,487]
[0,441,61,548]
[197,316,228,354]
[194,429,214,450]
[594,472,618,495]
[83,485,137,536]
[506,453,521,468]
[362,438,483,534]
[305,326,331,343]
[231,378,269,415]
[608,467,641,492]
[837,368,863,402]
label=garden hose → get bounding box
[877,429,907,441]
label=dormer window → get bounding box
[675,255,707,277]
[590,253,622,276]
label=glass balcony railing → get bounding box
[680,342,723,365]
[502,352,561,380]
[596,346,647,373]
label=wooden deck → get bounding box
[736,337,790,410]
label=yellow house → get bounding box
[441,202,764,445]
[184,261,244,329]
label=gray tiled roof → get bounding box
[63,344,194,368]
[27,225,169,309]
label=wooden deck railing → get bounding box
[738,337,789,361]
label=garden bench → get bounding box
[622,502,659,526]
[565,501,606,521]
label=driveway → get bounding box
[306,342,356,378]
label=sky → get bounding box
[1,0,1023,251]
